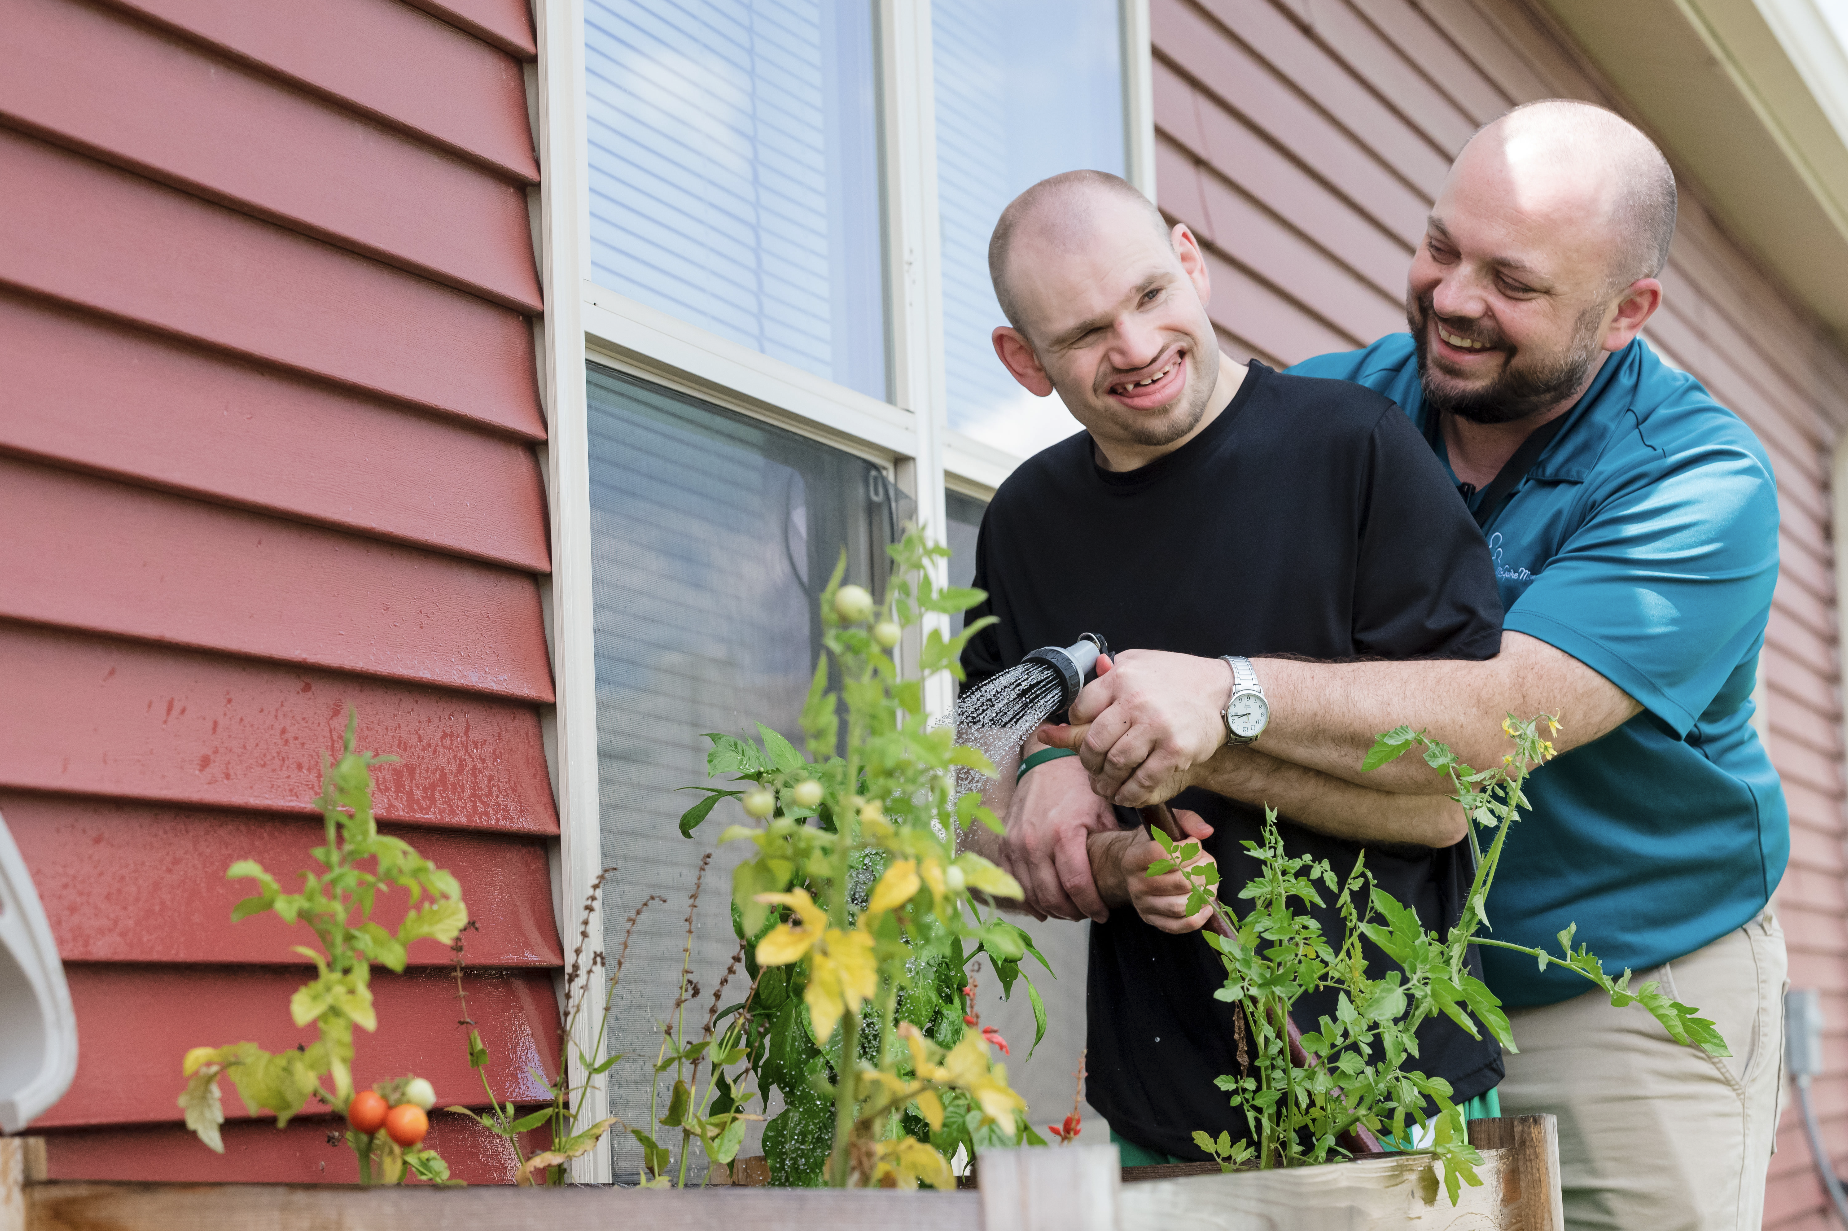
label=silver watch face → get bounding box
[1226,691,1269,739]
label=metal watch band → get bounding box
[1222,654,1263,697]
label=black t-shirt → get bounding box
[960,361,1505,1161]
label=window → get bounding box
[933,0,1129,460]
[586,0,887,399]
[559,0,1148,1180]
[586,364,898,1173]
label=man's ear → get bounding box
[993,326,1054,396]
[1603,278,1662,352]
[1172,223,1212,308]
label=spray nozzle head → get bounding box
[1023,633,1110,714]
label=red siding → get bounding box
[0,0,559,1184]
[1150,2,1848,1226]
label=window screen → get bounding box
[945,488,985,636]
[587,364,897,1179]
[933,0,1127,460]
[586,0,887,400]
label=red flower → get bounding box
[963,1014,978,1026]
[1050,1113,1083,1143]
[982,1025,1010,1055]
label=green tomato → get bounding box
[833,585,874,623]
[404,1077,436,1111]
[790,779,824,809]
[944,865,967,893]
[872,620,901,648]
[742,788,776,819]
[858,799,884,824]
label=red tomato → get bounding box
[384,1103,429,1148]
[347,1090,389,1134]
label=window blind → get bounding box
[586,0,887,400]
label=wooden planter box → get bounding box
[1,1116,1561,1231]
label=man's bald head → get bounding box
[989,170,1170,337]
[1464,99,1676,290]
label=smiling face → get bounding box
[1407,114,1656,424]
[991,190,1224,460]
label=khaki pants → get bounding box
[1498,910,1786,1231]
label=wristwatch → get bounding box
[1220,655,1270,745]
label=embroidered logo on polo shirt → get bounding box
[1487,532,1534,582]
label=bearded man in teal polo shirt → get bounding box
[1031,100,1786,1230]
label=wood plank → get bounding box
[1117,1146,1509,1228]
[0,0,541,311]
[39,966,560,1128]
[1301,0,1480,155]
[403,0,536,60]
[1194,0,1455,190]
[1467,1115,1563,1231]
[980,1145,1118,1231]
[0,291,550,574]
[1154,58,1413,290]
[0,793,562,966]
[1153,0,1430,245]
[0,457,553,701]
[23,1182,983,1226]
[1158,137,1404,339]
[0,127,543,439]
[37,1115,541,1186]
[0,622,559,833]
[101,0,539,181]
[1345,0,1511,122]
[1200,248,1361,361]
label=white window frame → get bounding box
[528,0,1154,1183]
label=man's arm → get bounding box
[957,731,1120,923]
[1253,632,1640,793]
[1050,632,1640,802]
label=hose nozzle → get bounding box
[1023,633,1110,713]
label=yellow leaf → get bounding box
[954,855,1023,900]
[920,859,947,900]
[872,1137,955,1191]
[868,860,921,914]
[183,1046,222,1077]
[803,927,877,1043]
[971,1072,1027,1135]
[753,889,827,966]
[913,1088,944,1132]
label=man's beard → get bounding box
[1408,292,1606,425]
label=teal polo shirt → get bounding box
[1291,334,1787,1007]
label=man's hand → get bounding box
[1086,808,1218,934]
[999,753,1120,922]
[1039,650,1231,807]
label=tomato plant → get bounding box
[1162,715,1728,1202]
[677,527,1051,1188]
[177,712,468,1186]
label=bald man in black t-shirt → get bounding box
[956,170,1505,1162]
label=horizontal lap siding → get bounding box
[0,0,557,1185]
[1150,2,1848,1226]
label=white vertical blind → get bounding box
[586,0,888,399]
[932,0,1128,460]
[586,364,894,1179]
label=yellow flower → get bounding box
[871,1136,954,1190]
[803,926,878,1043]
[753,889,827,966]
[868,860,921,914]
[1502,717,1518,737]
[920,858,947,900]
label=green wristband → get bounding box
[1016,747,1078,784]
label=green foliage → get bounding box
[686,527,1047,1188]
[179,712,465,1185]
[1170,714,1727,1204]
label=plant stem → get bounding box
[827,1008,863,1186]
